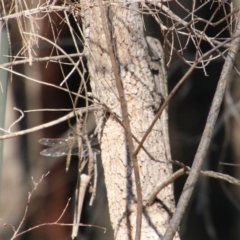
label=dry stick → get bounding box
[0,106,100,140]
[11,196,106,238]
[194,1,225,65]
[162,14,240,240]
[147,169,186,206]
[23,32,83,80]
[71,114,84,239]
[147,2,236,51]
[85,135,96,205]
[0,53,84,68]
[10,173,49,240]
[0,5,71,21]
[0,65,86,98]
[15,222,105,239]
[147,168,240,206]
[97,1,142,240]
[71,174,91,239]
[89,152,98,206]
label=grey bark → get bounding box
[83,1,179,239]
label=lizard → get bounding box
[146,36,172,163]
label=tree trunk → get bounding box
[84,1,179,239]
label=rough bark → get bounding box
[84,1,179,239]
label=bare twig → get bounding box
[6,193,106,239]
[14,221,106,238]
[8,108,24,132]
[0,106,100,140]
[147,168,240,206]
[10,173,49,240]
[0,53,84,68]
[0,65,89,100]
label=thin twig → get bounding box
[0,53,84,68]
[0,106,100,140]
[10,173,49,240]
[0,65,89,100]
[7,108,24,132]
